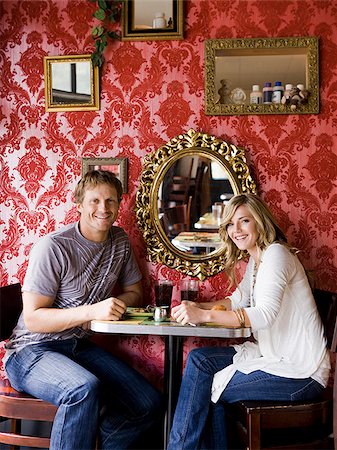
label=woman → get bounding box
[168,193,330,450]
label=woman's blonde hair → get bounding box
[219,193,288,287]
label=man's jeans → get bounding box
[168,346,325,450]
[6,338,162,450]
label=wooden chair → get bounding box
[227,289,337,450]
[0,283,58,449]
[162,196,192,238]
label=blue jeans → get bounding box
[5,338,162,450]
[167,346,324,450]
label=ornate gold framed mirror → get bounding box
[205,36,319,115]
[135,129,257,280]
[122,0,184,41]
[44,55,100,112]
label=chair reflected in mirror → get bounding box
[161,196,192,240]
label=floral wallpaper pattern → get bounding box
[1,0,337,387]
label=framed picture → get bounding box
[44,54,100,112]
[82,157,128,193]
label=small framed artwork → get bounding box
[82,157,128,193]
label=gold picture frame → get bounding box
[44,55,100,112]
[122,0,184,41]
[82,157,128,193]
[205,36,319,115]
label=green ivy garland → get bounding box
[89,0,123,67]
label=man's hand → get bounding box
[92,297,127,321]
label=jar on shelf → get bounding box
[250,85,263,104]
[153,12,166,29]
[263,82,273,104]
[272,81,284,104]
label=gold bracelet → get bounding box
[211,304,227,311]
[233,308,245,327]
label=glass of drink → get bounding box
[180,279,199,302]
[154,280,173,308]
[212,203,223,226]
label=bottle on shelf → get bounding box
[263,82,273,104]
[283,83,293,103]
[297,84,305,92]
[272,81,284,104]
[250,85,263,104]
[153,12,166,29]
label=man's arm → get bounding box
[23,290,131,333]
[116,281,143,307]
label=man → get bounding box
[5,170,161,450]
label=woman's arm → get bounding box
[171,300,251,327]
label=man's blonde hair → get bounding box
[74,170,123,204]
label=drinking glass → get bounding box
[154,280,173,308]
[180,279,199,302]
[212,203,223,225]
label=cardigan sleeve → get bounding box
[244,244,297,330]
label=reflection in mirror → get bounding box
[158,155,234,256]
[136,129,257,280]
[122,0,183,41]
[205,36,319,115]
[44,55,100,112]
[51,61,91,104]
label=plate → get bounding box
[124,307,153,318]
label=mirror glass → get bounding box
[205,37,319,115]
[122,0,183,41]
[158,155,234,256]
[44,55,100,112]
[136,129,257,280]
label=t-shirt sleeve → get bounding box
[22,236,64,298]
[118,240,142,287]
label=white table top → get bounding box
[171,231,223,251]
[194,212,220,230]
[90,319,251,339]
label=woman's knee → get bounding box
[186,347,214,372]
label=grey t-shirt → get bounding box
[5,222,142,357]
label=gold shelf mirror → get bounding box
[122,0,183,41]
[205,36,319,116]
[44,55,100,112]
[135,129,257,280]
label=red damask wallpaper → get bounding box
[1,0,337,387]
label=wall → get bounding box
[1,0,337,386]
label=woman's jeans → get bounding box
[6,338,162,450]
[167,346,325,450]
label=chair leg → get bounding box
[247,410,261,450]
[10,418,21,450]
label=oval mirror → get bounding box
[135,129,257,280]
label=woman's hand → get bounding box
[171,301,209,326]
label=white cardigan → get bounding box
[211,243,330,403]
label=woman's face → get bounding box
[226,204,259,260]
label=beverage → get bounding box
[180,289,199,302]
[180,279,199,302]
[155,281,173,307]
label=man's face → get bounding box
[77,183,120,242]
